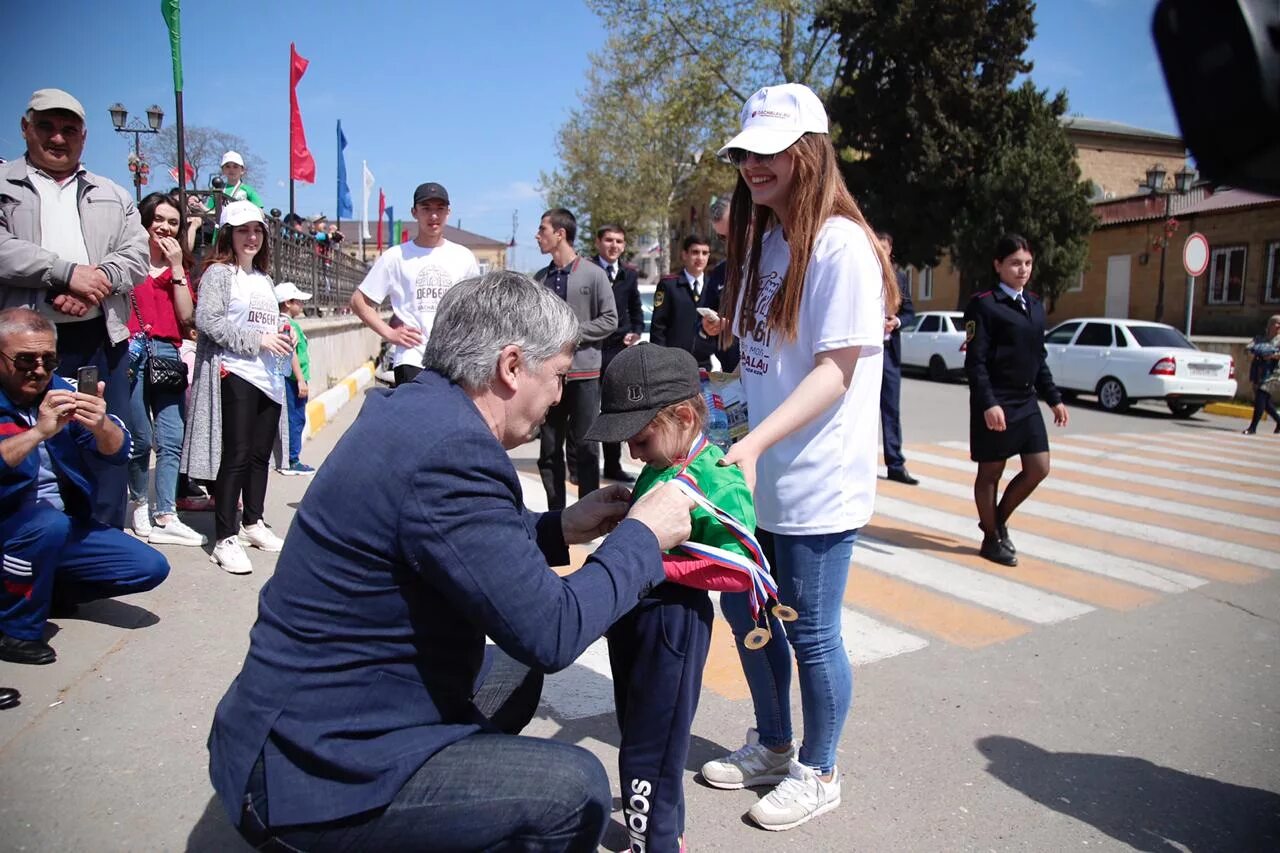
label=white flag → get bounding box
[361,161,375,240]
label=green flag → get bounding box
[160,0,182,91]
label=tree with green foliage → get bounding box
[819,0,1036,268]
[951,82,1094,311]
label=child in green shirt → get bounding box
[585,344,764,853]
[274,282,314,476]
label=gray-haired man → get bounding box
[0,88,149,528]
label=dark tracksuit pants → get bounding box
[607,583,714,852]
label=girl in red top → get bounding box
[125,193,204,547]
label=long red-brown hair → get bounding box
[200,221,272,277]
[720,132,899,345]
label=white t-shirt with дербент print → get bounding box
[220,268,285,404]
[733,216,885,536]
[357,239,481,369]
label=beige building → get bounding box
[344,223,508,271]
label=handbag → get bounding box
[130,291,189,393]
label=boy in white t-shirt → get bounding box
[350,182,481,386]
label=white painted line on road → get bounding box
[1046,438,1280,487]
[1069,432,1280,472]
[518,472,549,513]
[856,536,1094,624]
[934,441,1276,506]
[902,475,1277,569]
[874,495,1206,592]
[908,449,1280,536]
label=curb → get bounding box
[1204,401,1253,420]
[304,361,375,440]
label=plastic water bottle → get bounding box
[700,369,733,453]
[271,315,294,377]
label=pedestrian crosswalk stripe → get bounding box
[846,566,1030,647]
[1046,438,1280,489]
[1192,429,1278,450]
[856,535,1094,624]
[862,521,1160,611]
[879,482,1263,585]
[540,638,616,720]
[874,495,1204,592]
[926,442,1275,509]
[891,472,1276,572]
[901,455,1280,549]
[1074,432,1280,472]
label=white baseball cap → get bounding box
[220,200,265,227]
[716,83,829,158]
[27,88,86,122]
[221,151,245,167]
[274,282,312,302]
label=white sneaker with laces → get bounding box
[131,501,152,538]
[700,728,795,790]
[747,759,841,832]
[211,536,252,574]
[239,521,284,552]
[148,516,208,547]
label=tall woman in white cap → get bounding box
[699,83,898,831]
[181,201,293,574]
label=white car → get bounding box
[638,283,656,343]
[1043,318,1236,417]
[900,310,966,381]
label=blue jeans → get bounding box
[720,528,859,774]
[126,338,187,516]
[238,650,611,852]
[285,378,307,465]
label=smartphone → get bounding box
[76,365,99,395]
[697,307,720,322]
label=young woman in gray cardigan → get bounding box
[180,202,292,574]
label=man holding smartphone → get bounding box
[0,308,168,665]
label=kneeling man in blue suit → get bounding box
[209,270,695,852]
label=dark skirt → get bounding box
[970,408,1050,462]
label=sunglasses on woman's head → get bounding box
[724,148,778,167]
[0,351,59,371]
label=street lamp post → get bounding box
[108,103,164,203]
[1144,163,1196,324]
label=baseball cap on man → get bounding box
[27,89,85,122]
[221,200,265,227]
[413,182,450,206]
[274,282,312,302]
[585,345,701,443]
[221,151,245,167]
[716,83,828,158]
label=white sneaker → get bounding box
[131,501,152,538]
[747,760,841,832]
[211,536,252,574]
[700,728,795,790]
[148,516,208,547]
[239,521,284,552]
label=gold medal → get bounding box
[772,604,798,622]
[744,626,771,650]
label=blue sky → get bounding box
[4,1,1176,272]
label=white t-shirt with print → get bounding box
[734,217,886,535]
[357,239,481,368]
[221,269,285,404]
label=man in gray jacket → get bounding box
[0,89,148,527]
[533,208,616,510]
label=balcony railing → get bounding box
[267,221,368,316]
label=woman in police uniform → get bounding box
[963,234,1068,566]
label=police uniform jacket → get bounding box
[207,370,663,827]
[653,269,729,369]
[963,286,1062,422]
[592,254,644,351]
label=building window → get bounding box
[1207,245,1247,305]
[1066,270,1084,293]
[918,266,934,301]
[478,261,491,275]
[1265,241,1280,304]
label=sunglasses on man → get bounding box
[0,351,60,372]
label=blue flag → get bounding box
[336,120,353,219]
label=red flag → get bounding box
[376,189,385,251]
[401,229,410,244]
[289,43,316,183]
[168,162,196,187]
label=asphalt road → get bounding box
[0,375,1275,852]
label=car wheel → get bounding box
[1096,377,1130,413]
[1167,400,1202,418]
[928,355,949,382]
